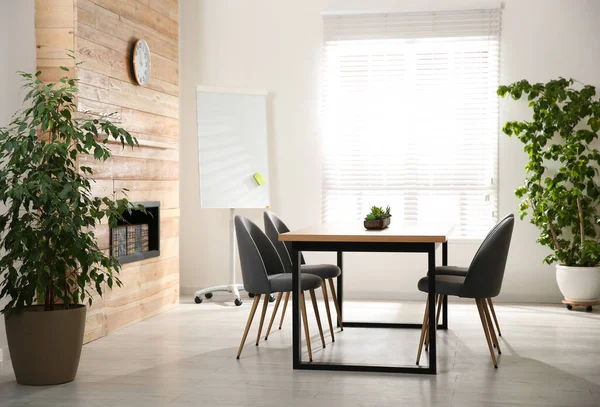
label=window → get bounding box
[321,10,502,238]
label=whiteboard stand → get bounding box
[193,209,246,305]
[193,209,275,306]
[194,86,272,306]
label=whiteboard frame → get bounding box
[195,85,271,209]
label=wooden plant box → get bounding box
[364,218,391,230]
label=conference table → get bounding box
[279,222,453,375]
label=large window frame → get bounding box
[320,10,502,238]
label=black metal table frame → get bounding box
[291,240,448,374]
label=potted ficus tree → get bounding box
[498,78,600,309]
[0,66,142,385]
[364,205,392,230]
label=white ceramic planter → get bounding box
[555,265,600,301]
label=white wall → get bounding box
[179,0,600,304]
[0,0,36,361]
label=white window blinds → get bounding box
[321,9,502,238]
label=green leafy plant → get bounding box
[498,78,600,266]
[365,205,392,221]
[0,66,143,313]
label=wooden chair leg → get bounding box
[255,295,270,346]
[265,292,283,340]
[321,283,335,342]
[426,294,443,349]
[309,289,326,349]
[237,295,261,359]
[436,295,444,327]
[482,298,501,355]
[278,292,290,330]
[300,291,313,362]
[328,278,343,331]
[476,298,498,368]
[487,298,502,337]
[416,294,430,365]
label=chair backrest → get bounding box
[235,216,285,294]
[469,213,514,261]
[460,215,515,299]
[263,211,305,267]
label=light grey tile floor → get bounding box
[1,296,599,407]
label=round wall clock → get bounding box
[132,39,151,86]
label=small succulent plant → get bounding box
[365,205,391,221]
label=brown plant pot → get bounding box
[364,217,391,230]
[4,304,86,386]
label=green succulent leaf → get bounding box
[365,205,392,221]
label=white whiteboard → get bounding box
[196,86,271,209]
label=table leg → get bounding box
[441,241,448,330]
[336,251,343,328]
[292,245,301,369]
[427,243,437,374]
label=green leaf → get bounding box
[501,77,600,267]
[58,184,72,199]
[0,63,144,314]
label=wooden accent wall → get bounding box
[35,0,180,343]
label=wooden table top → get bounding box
[279,222,453,243]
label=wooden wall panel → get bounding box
[128,132,179,150]
[35,0,76,82]
[78,97,121,117]
[106,142,179,162]
[36,1,75,28]
[92,3,178,62]
[77,7,95,28]
[78,155,179,181]
[104,257,179,302]
[36,0,180,344]
[103,283,179,334]
[36,28,75,59]
[147,0,179,23]
[114,180,180,209]
[89,179,114,199]
[78,80,178,119]
[120,108,178,138]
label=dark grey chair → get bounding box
[263,211,342,343]
[235,216,324,361]
[416,215,514,368]
[431,214,515,338]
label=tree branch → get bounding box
[577,196,585,243]
[548,222,561,251]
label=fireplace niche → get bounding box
[110,201,160,264]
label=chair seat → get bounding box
[301,264,341,279]
[435,266,468,277]
[268,273,322,293]
[417,275,466,296]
